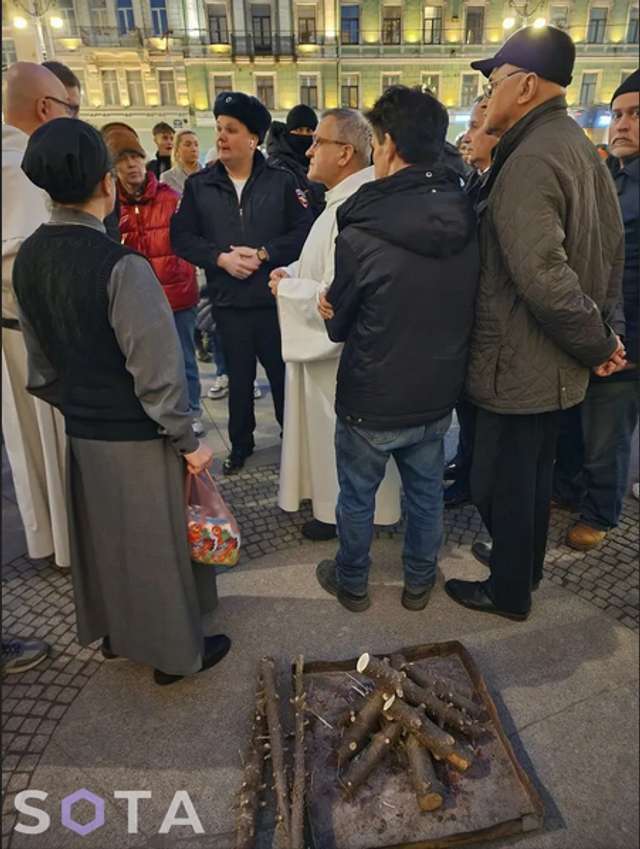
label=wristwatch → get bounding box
[257,246,270,263]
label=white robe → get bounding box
[2,124,70,566]
[276,167,401,525]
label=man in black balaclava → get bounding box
[267,104,325,217]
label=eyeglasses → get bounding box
[44,95,80,117]
[482,70,529,98]
[309,135,350,149]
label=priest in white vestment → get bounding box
[2,63,71,569]
[270,109,401,540]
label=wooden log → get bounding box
[383,696,474,772]
[341,721,403,800]
[391,654,486,721]
[388,655,487,738]
[337,689,385,763]
[234,680,268,849]
[290,656,306,849]
[260,657,290,849]
[405,734,445,812]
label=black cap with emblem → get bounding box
[471,25,576,87]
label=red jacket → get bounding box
[118,172,198,312]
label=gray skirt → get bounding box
[66,436,218,676]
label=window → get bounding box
[298,5,317,43]
[150,0,168,36]
[341,74,359,107]
[549,5,569,28]
[256,75,275,108]
[460,73,479,106]
[57,0,78,35]
[126,70,145,106]
[117,0,135,33]
[212,74,232,99]
[300,75,318,108]
[587,7,607,43]
[158,69,176,105]
[580,72,598,105]
[382,6,401,44]
[382,73,401,93]
[627,6,639,43]
[465,6,484,44]
[101,70,120,106]
[89,0,109,29]
[341,4,360,45]
[421,72,440,99]
[423,6,443,44]
[208,4,229,43]
[252,4,272,52]
[2,38,17,69]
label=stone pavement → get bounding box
[2,369,639,849]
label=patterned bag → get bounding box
[186,470,241,566]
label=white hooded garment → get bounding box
[276,166,401,525]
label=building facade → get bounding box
[3,0,638,148]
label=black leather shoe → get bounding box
[444,578,529,621]
[223,448,253,476]
[471,541,492,568]
[316,560,371,612]
[402,585,433,611]
[302,519,337,541]
[100,636,118,660]
[153,634,231,686]
[444,461,462,481]
[444,481,472,509]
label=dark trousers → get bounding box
[449,399,477,488]
[213,307,285,454]
[553,380,639,530]
[471,408,561,614]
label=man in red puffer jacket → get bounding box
[106,127,204,437]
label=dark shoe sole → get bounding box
[402,588,432,611]
[302,520,337,541]
[444,583,529,622]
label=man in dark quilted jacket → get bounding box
[445,26,626,621]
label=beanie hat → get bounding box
[213,91,272,143]
[286,104,318,133]
[610,68,639,106]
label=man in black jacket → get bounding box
[171,92,314,473]
[147,121,174,179]
[315,86,480,613]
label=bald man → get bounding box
[2,63,73,584]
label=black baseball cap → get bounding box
[471,25,576,87]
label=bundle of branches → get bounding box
[234,656,309,849]
[336,653,491,812]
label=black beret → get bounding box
[22,118,111,204]
[213,91,272,143]
[471,25,575,87]
[611,68,639,106]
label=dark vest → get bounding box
[13,223,160,442]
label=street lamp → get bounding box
[13,0,58,61]
[505,0,545,27]
[502,17,516,29]
[533,17,547,28]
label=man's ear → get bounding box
[517,73,539,105]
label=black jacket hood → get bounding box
[338,165,476,259]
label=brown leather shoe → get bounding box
[566,523,607,551]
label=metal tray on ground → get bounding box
[299,640,544,849]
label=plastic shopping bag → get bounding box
[186,470,241,566]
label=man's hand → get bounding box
[318,291,334,321]
[217,248,261,280]
[184,441,214,475]
[593,335,627,377]
[269,267,290,296]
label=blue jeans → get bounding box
[554,379,639,530]
[334,414,451,595]
[173,307,201,416]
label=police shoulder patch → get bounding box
[295,188,309,209]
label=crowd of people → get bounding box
[1,24,638,683]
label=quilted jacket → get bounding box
[118,172,198,312]
[466,97,624,415]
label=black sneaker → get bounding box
[401,585,433,611]
[1,637,49,674]
[302,519,337,541]
[153,634,231,686]
[316,560,371,612]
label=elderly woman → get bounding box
[171,91,314,474]
[12,118,231,686]
[161,129,202,195]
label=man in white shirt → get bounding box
[2,64,74,575]
[270,109,401,540]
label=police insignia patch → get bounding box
[295,188,309,209]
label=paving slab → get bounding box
[8,541,637,849]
